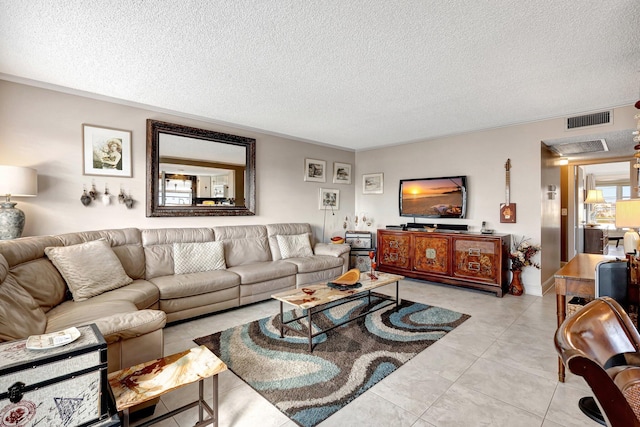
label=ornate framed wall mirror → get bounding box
[146,119,256,217]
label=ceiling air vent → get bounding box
[549,139,609,156]
[566,111,611,130]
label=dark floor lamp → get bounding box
[321,200,334,243]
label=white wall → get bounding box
[2,79,637,296]
[355,105,637,296]
[0,80,355,242]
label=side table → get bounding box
[108,345,226,427]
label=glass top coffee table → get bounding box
[271,272,404,351]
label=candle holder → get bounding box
[368,250,378,280]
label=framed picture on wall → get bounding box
[304,158,326,182]
[362,173,383,194]
[319,188,340,210]
[83,124,132,177]
[333,162,352,184]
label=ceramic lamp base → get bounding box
[623,230,639,254]
[0,202,25,240]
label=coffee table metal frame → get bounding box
[275,273,403,352]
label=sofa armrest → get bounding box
[314,243,351,257]
[92,309,166,344]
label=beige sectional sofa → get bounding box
[0,223,350,374]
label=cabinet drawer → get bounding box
[414,235,450,275]
[453,238,500,283]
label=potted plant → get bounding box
[509,237,541,295]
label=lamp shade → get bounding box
[0,165,38,197]
[584,189,605,204]
[615,199,640,254]
[615,200,640,228]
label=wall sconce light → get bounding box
[547,185,557,200]
[558,158,569,166]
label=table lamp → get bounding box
[0,165,38,240]
[615,199,640,254]
[584,189,605,226]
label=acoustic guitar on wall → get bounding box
[500,159,516,223]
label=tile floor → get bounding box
[134,279,603,427]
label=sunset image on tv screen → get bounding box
[401,177,464,217]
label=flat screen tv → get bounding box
[399,176,467,218]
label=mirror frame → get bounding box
[146,119,256,217]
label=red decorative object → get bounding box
[369,251,378,280]
[635,99,640,109]
[509,270,524,296]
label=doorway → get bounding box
[566,160,634,260]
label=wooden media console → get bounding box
[377,229,511,297]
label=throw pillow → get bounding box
[173,241,226,274]
[44,239,133,302]
[277,234,313,259]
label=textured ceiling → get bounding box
[1,1,639,151]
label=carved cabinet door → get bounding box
[379,232,411,269]
[452,237,500,284]
[414,235,450,275]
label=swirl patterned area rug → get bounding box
[194,295,470,427]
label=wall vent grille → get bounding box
[548,139,609,156]
[566,111,611,129]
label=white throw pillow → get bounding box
[277,234,313,259]
[173,241,226,274]
[45,239,133,302]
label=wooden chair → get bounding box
[555,297,640,426]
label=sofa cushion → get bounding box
[91,309,166,345]
[266,223,314,261]
[142,227,215,279]
[149,270,240,300]
[281,255,344,274]
[173,241,226,274]
[45,239,133,302]
[44,299,164,343]
[212,225,271,266]
[276,234,313,259]
[0,235,67,311]
[82,279,159,310]
[56,228,145,280]
[0,256,47,341]
[228,261,297,285]
[223,238,271,266]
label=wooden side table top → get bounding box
[108,345,227,411]
[554,253,618,284]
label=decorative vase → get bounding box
[0,202,26,240]
[509,270,524,296]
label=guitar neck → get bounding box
[505,170,510,205]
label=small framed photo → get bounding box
[304,158,326,182]
[319,188,340,210]
[333,162,352,184]
[83,124,132,177]
[363,173,384,194]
